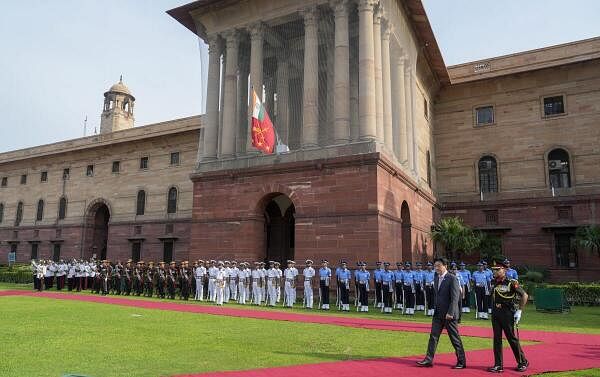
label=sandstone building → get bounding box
[1,0,598,281]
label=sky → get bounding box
[1,0,599,153]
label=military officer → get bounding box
[393,262,404,310]
[215,261,226,305]
[381,262,394,313]
[504,259,518,280]
[167,261,177,299]
[373,261,384,308]
[473,262,491,319]
[355,262,370,312]
[229,261,239,302]
[302,260,316,309]
[251,262,262,305]
[283,260,298,307]
[208,260,218,302]
[458,262,472,312]
[237,262,248,305]
[194,260,206,301]
[274,261,283,303]
[318,260,331,310]
[423,262,435,316]
[123,260,133,296]
[266,261,279,306]
[156,262,166,299]
[337,261,352,311]
[223,261,231,302]
[488,259,529,373]
[403,262,416,314]
[414,262,426,311]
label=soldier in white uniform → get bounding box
[44,261,55,289]
[274,261,282,303]
[266,261,279,306]
[244,263,251,302]
[56,260,67,290]
[223,261,231,302]
[36,260,47,291]
[237,262,248,304]
[229,261,239,301]
[208,260,218,302]
[302,260,316,309]
[194,260,206,301]
[251,262,262,305]
[259,262,267,304]
[283,260,298,307]
[215,261,226,305]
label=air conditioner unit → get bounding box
[548,160,563,170]
[479,160,492,170]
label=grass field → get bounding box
[2,282,599,377]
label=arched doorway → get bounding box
[83,201,111,260]
[264,194,295,265]
[401,201,412,262]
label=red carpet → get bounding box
[3,290,600,376]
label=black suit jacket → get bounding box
[432,272,461,320]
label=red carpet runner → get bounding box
[2,290,600,376]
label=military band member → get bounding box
[355,262,370,312]
[56,260,67,290]
[283,260,298,307]
[424,262,435,316]
[259,262,267,303]
[381,262,394,313]
[403,262,416,315]
[194,260,206,301]
[191,261,198,298]
[167,261,177,299]
[67,260,76,291]
[318,260,331,310]
[251,262,262,305]
[302,260,316,309]
[373,261,383,308]
[100,260,110,295]
[208,260,218,302]
[215,261,226,305]
[45,261,55,289]
[414,262,425,311]
[337,261,352,312]
[393,262,404,310]
[111,260,122,295]
[36,260,46,291]
[458,262,472,313]
[157,262,167,299]
[488,259,529,373]
[473,262,491,319]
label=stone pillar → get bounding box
[302,6,319,148]
[276,53,290,145]
[381,19,393,154]
[246,23,264,154]
[409,65,418,175]
[395,55,407,163]
[203,34,222,161]
[405,61,415,171]
[220,30,239,158]
[358,0,377,140]
[332,0,350,144]
[237,46,249,155]
[373,5,384,144]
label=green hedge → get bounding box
[0,271,33,284]
[526,282,600,306]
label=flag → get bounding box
[251,89,276,154]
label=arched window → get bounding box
[167,187,177,214]
[136,190,146,216]
[0,203,4,223]
[15,201,23,226]
[58,197,67,220]
[548,149,571,188]
[478,156,498,193]
[36,199,44,221]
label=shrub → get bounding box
[0,271,33,284]
[540,282,600,306]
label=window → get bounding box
[556,206,573,220]
[86,164,94,177]
[548,149,571,188]
[423,97,429,119]
[475,106,494,125]
[0,203,3,223]
[555,233,576,268]
[20,174,27,185]
[33,229,39,238]
[543,95,565,117]
[131,242,141,263]
[15,201,23,226]
[163,240,174,263]
[140,156,149,170]
[426,151,432,188]
[478,156,498,193]
[63,168,70,180]
[112,161,120,173]
[165,223,174,234]
[13,230,18,239]
[52,243,61,262]
[484,210,499,225]
[41,171,48,182]
[134,225,142,235]
[170,152,180,166]
[167,187,178,214]
[58,197,67,220]
[10,243,17,255]
[30,243,39,260]
[1,177,7,187]
[136,190,146,216]
[36,200,44,221]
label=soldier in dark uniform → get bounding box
[123,260,133,295]
[180,261,191,300]
[145,262,155,297]
[156,262,167,299]
[167,261,177,299]
[100,260,110,295]
[112,260,122,295]
[134,262,144,296]
[488,259,529,373]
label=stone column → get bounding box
[332,0,350,144]
[276,53,290,146]
[202,34,222,161]
[220,30,239,158]
[237,46,249,155]
[395,55,407,163]
[381,19,393,153]
[246,23,264,154]
[405,61,415,171]
[302,6,319,148]
[358,0,377,140]
[373,5,384,144]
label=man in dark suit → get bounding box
[417,257,466,369]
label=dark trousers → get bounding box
[462,286,471,308]
[375,282,382,305]
[358,283,368,306]
[382,283,392,308]
[403,285,415,309]
[425,285,434,310]
[320,281,330,305]
[340,285,349,305]
[475,286,487,312]
[44,276,53,289]
[395,283,403,307]
[67,277,73,291]
[415,283,424,306]
[492,307,526,367]
[33,276,40,291]
[425,316,466,363]
[56,275,65,290]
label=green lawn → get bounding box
[0,296,490,377]
[539,370,600,377]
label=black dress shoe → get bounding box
[488,366,504,373]
[516,360,529,372]
[453,362,466,369]
[416,360,433,367]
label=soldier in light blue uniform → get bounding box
[335,260,343,309]
[337,261,352,311]
[319,260,332,310]
[402,262,416,315]
[373,261,383,308]
[393,262,404,310]
[423,262,435,316]
[483,260,493,314]
[414,262,425,311]
[473,262,491,319]
[355,262,370,312]
[381,262,394,313]
[353,262,361,308]
[505,259,519,280]
[458,262,472,313]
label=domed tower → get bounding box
[100,76,135,134]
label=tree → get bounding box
[575,225,600,258]
[477,231,504,262]
[431,217,480,260]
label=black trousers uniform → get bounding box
[339,282,350,305]
[462,285,471,308]
[474,286,487,313]
[382,282,393,309]
[320,280,330,306]
[358,283,368,306]
[425,284,434,311]
[395,282,403,308]
[374,281,382,306]
[403,284,415,310]
[415,282,424,308]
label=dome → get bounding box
[107,76,132,96]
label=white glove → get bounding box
[514,309,522,325]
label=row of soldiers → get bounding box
[31,257,518,316]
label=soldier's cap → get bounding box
[404,262,412,267]
[254,261,259,265]
[306,259,313,264]
[416,262,422,267]
[149,261,154,265]
[340,259,346,264]
[231,261,237,264]
[341,260,347,265]
[159,261,165,265]
[376,261,382,265]
[450,262,457,267]
[210,260,216,263]
[274,261,280,266]
[224,261,230,264]
[491,258,509,269]
[170,261,176,265]
[476,261,484,266]
[383,262,390,266]
[503,259,511,265]
[218,261,224,266]
[287,260,296,264]
[482,260,488,265]
[396,262,402,266]
[127,259,133,263]
[360,261,367,266]
[459,262,466,267]
[426,262,433,267]
[321,259,328,264]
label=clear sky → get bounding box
[1,0,599,153]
